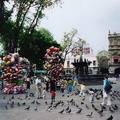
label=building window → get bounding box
[67,61,70,68]
[113,57,118,63]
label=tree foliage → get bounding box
[61,28,78,62]
[19,28,61,69]
[0,0,62,53]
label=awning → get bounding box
[34,70,47,74]
[113,57,119,60]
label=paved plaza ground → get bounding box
[0,77,120,120]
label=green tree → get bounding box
[61,28,78,63]
[19,28,61,69]
[0,0,62,53]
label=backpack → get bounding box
[104,80,112,91]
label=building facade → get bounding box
[97,50,110,74]
[108,32,120,75]
[64,44,98,74]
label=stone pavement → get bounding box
[0,77,120,120]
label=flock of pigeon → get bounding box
[1,88,120,120]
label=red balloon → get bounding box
[5,57,10,61]
[47,51,51,56]
[55,48,60,52]
[49,46,55,52]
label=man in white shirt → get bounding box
[35,75,42,99]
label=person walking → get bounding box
[78,82,86,97]
[44,75,50,92]
[88,88,94,103]
[35,75,42,99]
[49,77,56,93]
[72,73,79,91]
[42,87,47,99]
[25,75,31,92]
[101,76,112,106]
[51,90,56,102]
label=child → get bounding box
[78,82,86,97]
[42,87,47,99]
[89,88,94,103]
[51,91,56,102]
[60,83,64,93]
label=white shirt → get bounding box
[42,90,46,95]
[35,78,41,85]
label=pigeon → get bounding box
[67,94,69,97]
[100,104,106,110]
[65,106,69,111]
[69,99,73,103]
[46,105,52,112]
[58,109,64,114]
[75,104,79,108]
[25,106,30,110]
[86,112,93,117]
[106,115,113,120]
[3,96,5,100]
[36,101,40,105]
[31,100,35,104]
[114,104,119,109]
[109,107,114,113]
[17,102,20,106]
[112,105,118,110]
[85,104,89,109]
[11,95,14,99]
[66,108,71,113]
[76,109,82,114]
[25,94,28,99]
[22,102,26,106]
[53,104,58,108]
[82,97,85,101]
[98,108,103,116]
[81,102,84,104]
[34,106,37,111]
[60,101,64,106]
[45,101,48,105]
[10,103,14,108]
[7,100,9,105]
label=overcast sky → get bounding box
[40,0,120,55]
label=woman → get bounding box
[101,76,111,106]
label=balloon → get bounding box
[47,51,51,56]
[6,61,11,65]
[47,64,51,68]
[49,46,55,52]
[5,57,10,61]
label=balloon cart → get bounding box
[0,53,30,94]
[44,46,65,78]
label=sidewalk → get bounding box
[0,77,120,120]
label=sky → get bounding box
[40,0,120,55]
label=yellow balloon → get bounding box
[3,57,5,61]
[47,64,51,68]
[6,61,11,65]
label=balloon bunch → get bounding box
[0,53,30,85]
[44,46,64,77]
[3,85,26,94]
